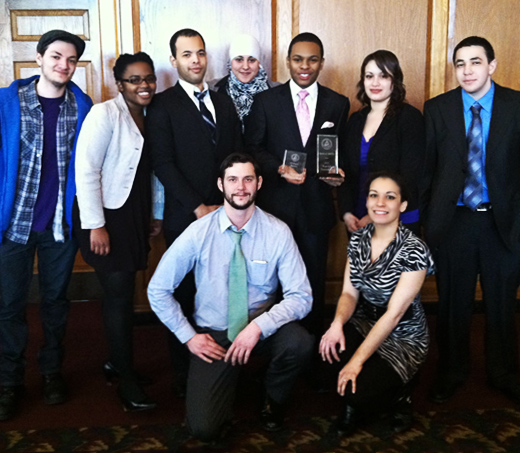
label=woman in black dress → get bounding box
[75,52,161,411]
[321,172,433,436]
[339,50,424,235]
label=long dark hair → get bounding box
[356,50,406,117]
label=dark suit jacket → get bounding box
[420,84,520,251]
[244,82,350,233]
[338,103,425,217]
[146,82,242,236]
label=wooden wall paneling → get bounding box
[446,0,520,92]
[426,0,450,99]
[138,0,273,93]
[10,9,89,40]
[273,0,293,82]
[1,0,103,103]
[299,0,429,112]
[98,0,119,101]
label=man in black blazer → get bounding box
[146,29,242,243]
[245,33,350,342]
[146,28,242,393]
[421,36,520,404]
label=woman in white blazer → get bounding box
[75,52,161,412]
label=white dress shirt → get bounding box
[178,78,217,124]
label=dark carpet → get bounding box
[1,301,520,452]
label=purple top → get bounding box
[353,135,372,218]
[32,95,63,231]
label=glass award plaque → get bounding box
[283,150,307,174]
[317,134,341,178]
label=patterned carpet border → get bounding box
[2,408,520,452]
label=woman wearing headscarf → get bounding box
[212,34,277,130]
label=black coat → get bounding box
[338,103,425,218]
[420,84,520,251]
[146,82,242,236]
[245,82,349,233]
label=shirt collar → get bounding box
[289,79,318,101]
[218,206,258,237]
[178,78,209,97]
[24,79,71,111]
[462,81,495,113]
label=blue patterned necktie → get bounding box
[463,103,483,210]
[227,229,248,341]
[194,90,216,145]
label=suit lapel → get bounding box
[443,88,467,162]
[369,109,396,150]
[279,82,306,149]
[115,93,141,139]
[173,82,213,143]
[209,90,223,144]
[487,84,515,160]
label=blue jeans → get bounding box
[0,230,78,385]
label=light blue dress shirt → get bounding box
[148,206,312,344]
[458,82,495,205]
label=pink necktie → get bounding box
[296,90,311,146]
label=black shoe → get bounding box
[260,395,285,432]
[428,378,462,404]
[0,386,24,421]
[336,404,357,437]
[103,361,153,386]
[43,373,67,405]
[388,401,413,435]
[118,379,156,413]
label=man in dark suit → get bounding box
[245,32,350,343]
[421,36,520,404]
[146,28,242,394]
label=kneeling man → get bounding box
[148,153,313,441]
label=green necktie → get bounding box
[228,229,248,341]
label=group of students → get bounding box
[1,26,520,446]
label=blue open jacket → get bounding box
[0,76,92,243]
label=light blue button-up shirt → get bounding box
[148,206,312,344]
[458,82,495,205]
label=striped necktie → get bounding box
[194,90,216,145]
[463,102,483,210]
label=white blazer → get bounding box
[75,93,149,229]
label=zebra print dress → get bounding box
[347,223,434,383]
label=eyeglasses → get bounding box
[120,75,157,85]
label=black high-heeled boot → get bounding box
[336,403,357,437]
[387,394,413,434]
[117,378,156,412]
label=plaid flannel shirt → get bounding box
[5,80,78,244]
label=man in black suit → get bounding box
[245,33,350,343]
[421,36,520,404]
[146,28,242,394]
